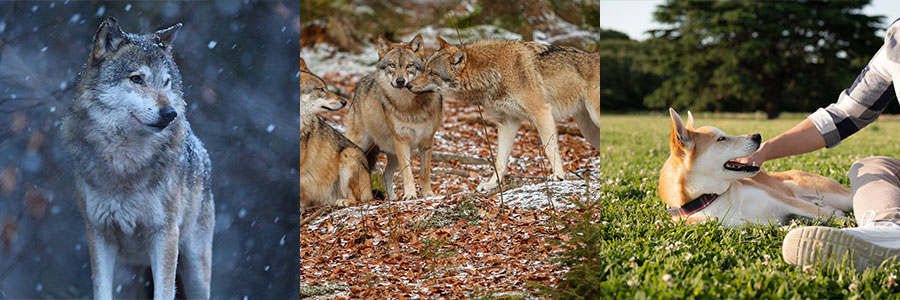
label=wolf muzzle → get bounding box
[151,106,177,129]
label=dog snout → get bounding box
[395,78,406,87]
[750,133,761,143]
[159,106,177,124]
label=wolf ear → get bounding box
[298,57,310,73]
[150,23,182,52]
[436,35,453,50]
[686,111,695,130]
[377,35,393,58]
[91,17,129,61]
[449,50,466,71]
[408,34,425,57]
[669,108,693,148]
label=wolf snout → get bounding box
[340,99,348,107]
[153,106,177,129]
[750,133,761,143]
[395,78,406,86]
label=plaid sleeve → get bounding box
[808,47,896,148]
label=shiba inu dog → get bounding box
[658,109,852,227]
[407,37,600,192]
[298,57,373,211]
[61,17,214,299]
[345,34,443,200]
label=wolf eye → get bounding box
[429,71,438,76]
[316,87,325,92]
[129,75,143,84]
[717,137,726,142]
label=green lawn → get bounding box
[543,113,900,299]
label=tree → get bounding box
[645,0,883,118]
[596,29,661,111]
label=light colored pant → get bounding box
[849,156,900,225]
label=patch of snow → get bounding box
[299,43,379,78]
[499,180,594,210]
[401,25,522,49]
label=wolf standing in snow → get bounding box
[62,17,214,299]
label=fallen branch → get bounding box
[456,114,583,137]
[431,152,490,165]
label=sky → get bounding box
[599,0,900,40]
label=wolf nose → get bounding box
[395,78,406,86]
[750,133,761,143]
[159,106,177,124]
[340,99,348,106]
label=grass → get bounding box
[541,113,900,298]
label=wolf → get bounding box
[408,36,600,192]
[658,109,851,227]
[61,17,214,299]
[345,34,443,200]
[298,57,373,211]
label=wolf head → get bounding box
[75,17,184,134]
[375,34,425,89]
[666,108,762,184]
[408,36,466,95]
[298,58,347,116]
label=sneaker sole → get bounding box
[782,226,900,271]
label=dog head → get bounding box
[408,36,465,95]
[659,109,762,204]
[298,57,347,116]
[375,34,425,90]
[82,17,185,134]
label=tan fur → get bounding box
[298,58,372,211]
[408,37,600,191]
[659,109,852,227]
[345,35,442,200]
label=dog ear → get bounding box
[886,18,900,63]
[299,57,310,73]
[686,111,695,130]
[408,34,425,58]
[436,35,453,50]
[91,17,129,61]
[150,23,182,52]
[377,35,392,58]
[449,50,466,72]
[669,108,692,147]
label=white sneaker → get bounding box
[782,212,900,271]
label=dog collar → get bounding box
[667,194,718,217]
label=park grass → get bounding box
[541,113,900,299]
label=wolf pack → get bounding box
[62,17,865,299]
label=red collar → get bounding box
[667,194,718,217]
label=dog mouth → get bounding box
[724,160,760,173]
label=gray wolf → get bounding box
[408,36,600,192]
[61,17,214,299]
[298,57,373,210]
[659,109,851,227]
[345,34,442,200]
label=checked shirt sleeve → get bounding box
[808,47,896,148]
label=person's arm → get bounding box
[737,118,825,166]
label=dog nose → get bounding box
[395,78,406,86]
[159,106,177,124]
[340,99,348,106]
[750,133,761,143]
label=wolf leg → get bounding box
[574,106,601,149]
[177,209,213,299]
[87,227,117,300]
[336,149,366,207]
[393,137,418,200]
[149,226,180,300]
[384,154,400,200]
[477,120,521,192]
[533,105,565,181]
[418,143,435,198]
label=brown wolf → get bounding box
[298,57,372,211]
[345,34,443,200]
[659,109,851,227]
[408,36,600,191]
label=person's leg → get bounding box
[783,156,900,271]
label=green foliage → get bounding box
[645,0,884,118]
[596,36,662,111]
[540,113,900,298]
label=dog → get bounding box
[61,17,214,299]
[298,57,373,211]
[658,108,852,227]
[345,34,443,200]
[408,36,600,192]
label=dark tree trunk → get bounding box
[765,99,780,119]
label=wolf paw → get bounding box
[335,199,357,207]
[477,180,499,192]
[423,189,435,198]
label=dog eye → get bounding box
[129,75,143,84]
[717,137,726,142]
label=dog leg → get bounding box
[477,120,521,192]
[384,154,399,200]
[177,210,213,299]
[149,226,180,300]
[418,144,434,198]
[87,227,117,300]
[394,137,417,200]
[533,105,565,181]
[574,106,601,149]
